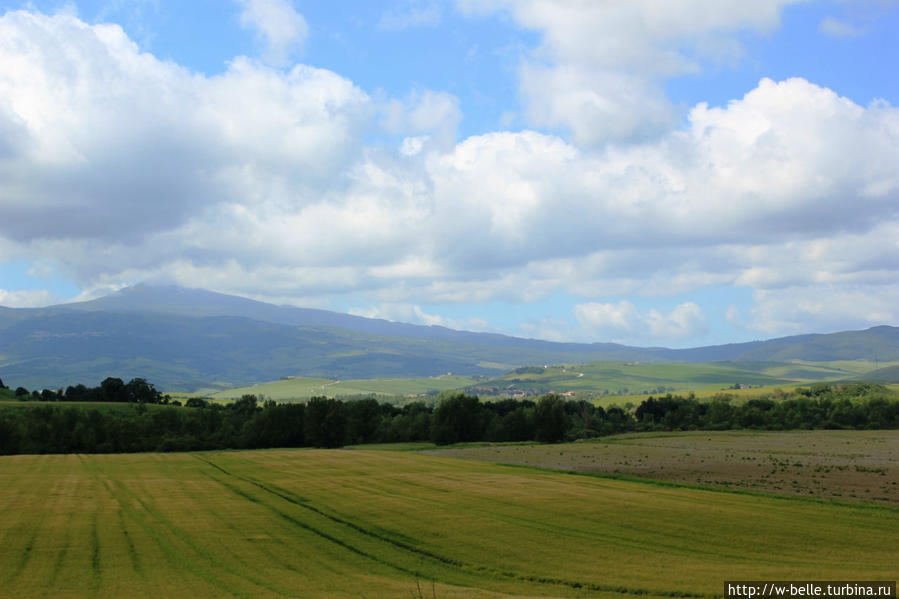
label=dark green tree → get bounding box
[100,377,127,402]
[534,395,569,443]
[430,392,484,445]
[125,378,162,404]
[304,397,347,448]
[345,398,382,445]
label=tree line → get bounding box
[3,377,170,404]
[0,380,897,455]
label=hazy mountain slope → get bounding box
[1,284,896,391]
[66,285,673,359]
[730,326,899,362]
[0,308,655,390]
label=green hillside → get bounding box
[1,285,897,391]
[211,374,478,401]
[464,360,895,399]
[859,365,899,383]
[201,360,898,403]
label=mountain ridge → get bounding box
[1,284,896,391]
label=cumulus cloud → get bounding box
[381,89,462,150]
[456,0,802,146]
[349,303,491,332]
[0,10,367,248]
[421,79,899,269]
[646,303,708,339]
[1,9,898,341]
[747,284,899,336]
[0,288,62,308]
[573,301,707,344]
[573,301,639,338]
[237,0,308,66]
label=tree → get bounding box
[304,397,347,448]
[534,395,569,443]
[100,377,126,402]
[125,378,162,404]
[501,406,534,441]
[345,398,382,445]
[231,394,259,418]
[430,393,484,445]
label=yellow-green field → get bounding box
[199,360,899,406]
[210,374,478,401]
[0,448,896,598]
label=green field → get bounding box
[0,448,896,598]
[466,360,898,402]
[211,374,479,401]
[199,360,899,405]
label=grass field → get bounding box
[176,360,899,406]
[210,374,479,402]
[0,446,896,598]
[0,399,179,412]
[199,360,898,405]
[471,360,896,400]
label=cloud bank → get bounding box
[0,6,897,343]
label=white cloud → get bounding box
[456,0,802,146]
[237,0,308,66]
[0,288,61,308]
[380,89,461,150]
[0,10,367,248]
[400,136,429,156]
[646,303,708,340]
[747,285,899,336]
[0,10,898,342]
[573,301,639,337]
[573,301,708,344]
[349,303,491,332]
[420,79,899,269]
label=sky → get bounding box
[0,0,897,348]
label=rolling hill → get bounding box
[1,284,897,391]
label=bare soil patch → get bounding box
[426,430,899,504]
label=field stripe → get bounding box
[77,455,253,598]
[44,507,74,594]
[90,510,101,593]
[196,453,710,598]
[118,508,143,575]
[347,470,761,562]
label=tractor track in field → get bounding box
[194,453,713,598]
[0,455,61,586]
[44,508,74,594]
[76,455,255,598]
[90,510,101,591]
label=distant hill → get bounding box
[715,326,898,362]
[857,365,899,384]
[0,284,896,391]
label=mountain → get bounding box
[0,284,896,391]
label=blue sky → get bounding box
[0,0,897,347]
